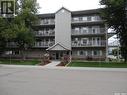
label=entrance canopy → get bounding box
[46,43,70,51]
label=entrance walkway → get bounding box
[44,61,60,67]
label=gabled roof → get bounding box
[46,43,70,51]
[55,7,71,14]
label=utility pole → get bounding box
[105,24,108,62]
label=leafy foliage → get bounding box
[100,0,127,62]
[0,17,17,54]
[0,0,39,59]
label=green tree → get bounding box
[0,0,39,59]
[0,17,6,55]
[13,0,39,59]
[100,0,127,62]
[13,21,35,60]
[18,0,39,27]
[0,17,17,55]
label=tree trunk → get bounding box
[20,49,26,61]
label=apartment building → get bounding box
[29,7,107,61]
[4,7,108,60]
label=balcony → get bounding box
[72,28,105,36]
[35,30,55,37]
[34,41,55,48]
[6,42,17,48]
[39,19,55,25]
[72,40,106,47]
[72,16,103,24]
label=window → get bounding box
[38,30,42,35]
[82,38,88,45]
[43,19,49,24]
[100,50,102,56]
[79,50,84,55]
[50,19,55,24]
[87,16,91,21]
[40,19,43,25]
[72,51,77,56]
[82,27,88,34]
[91,16,100,21]
[92,26,100,34]
[92,29,95,33]
[97,37,100,45]
[79,17,82,21]
[75,27,80,33]
[92,50,101,56]
[73,17,79,21]
[92,37,100,46]
[78,50,87,56]
[39,41,41,46]
[91,16,97,21]
[82,17,87,21]
[93,51,97,56]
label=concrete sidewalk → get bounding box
[44,61,60,67]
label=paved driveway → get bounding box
[0,65,127,95]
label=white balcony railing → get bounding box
[72,40,106,47]
[71,28,105,35]
[35,30,55,36]
[34,41,55,47]
[72,16,102,23]
[39,19,55,25]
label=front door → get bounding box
[56,52,59,60]
[50,51,65,60]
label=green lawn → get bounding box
[0,59,41,65]
[68,61,127,68]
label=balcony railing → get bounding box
[72,40,106,47]
[35,31,55,37]
[39,19,55,25]
[71,28,105,35]
[6,42,17,48]
[34,41,55,47]
[72,17,102,23]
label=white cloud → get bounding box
[37,0,101,14]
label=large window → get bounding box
[92,50,102,56]
[78,50,87,56]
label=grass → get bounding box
[0,59,41,65]
[67,61,127,68]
